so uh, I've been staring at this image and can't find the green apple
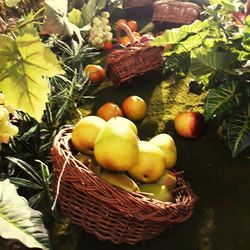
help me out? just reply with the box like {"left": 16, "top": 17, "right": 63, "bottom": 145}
{"left": 149, "top": 133, "right": 177, "bottom": 169}
{"left": 157, "top": 170, "right": 177, "bottom": 191}
{"left": 128, "top": 141, "right": 165, "bottom": 183}
{"left": 139, "top": 183, "right": 174, "bottom": 202}
{"left": 71, "top": 116, "right": 106, "bottom": 155}
{"left": 99, "top": 170, "right": 140, "bottom": 192}
{"left": 94, "top": 118, "right": 139, "bottom": 171}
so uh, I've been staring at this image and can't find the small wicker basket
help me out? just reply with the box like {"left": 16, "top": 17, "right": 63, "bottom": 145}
{"left": 153, "top": 1, "right": 201, "bottom": 29}
{"left": 106, "top": 23, "right": 164, "bottom": 88}
{"left": 51, "top": 128, "right": 198, "bottom": 245}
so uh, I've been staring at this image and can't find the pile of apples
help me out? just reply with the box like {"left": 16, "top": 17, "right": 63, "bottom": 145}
{"left": 71, "top": 114, "right": 178, "bottom": 203}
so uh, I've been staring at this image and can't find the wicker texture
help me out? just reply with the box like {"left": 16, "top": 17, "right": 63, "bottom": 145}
{"left": 51, "top": 128, "right": 198, "bottom": 245}
{"left": 153, "top": 1, "right": 201, "bottom": 28}
{"left": 123, "top": 0, "right": 155, "bottom": 9}
{"left": 106, "top": 23, "right": 164, "bottom": 88}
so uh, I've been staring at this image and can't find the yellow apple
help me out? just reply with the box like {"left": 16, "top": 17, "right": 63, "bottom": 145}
{"left": 128, "top": 141, "right": 165, "bottom": 183}
{"left": 94, "top": 119, "right": 139, "bottom": 171}
{"left": 99, "top": 170, "right": 140, "bottom": 193}
{"left": 71, "top": 116, "right": 106, "bottom": 155}
{"left": 149, "top": 133, "right": 177, "bottom": 169}
{"left": 108, "top": 116, "right": 138, "bottom": 135}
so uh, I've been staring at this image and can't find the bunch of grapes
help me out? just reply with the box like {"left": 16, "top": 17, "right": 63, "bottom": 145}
{"left": 0, "top": 93, "right": 19, "bottom": 148}
{"left": 89, "top": 11, "right": 113, "bottom": 49}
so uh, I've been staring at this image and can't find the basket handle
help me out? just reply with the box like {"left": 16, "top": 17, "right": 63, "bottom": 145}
{"left": 116, "top": 22, "right": 139, "bottom": 45}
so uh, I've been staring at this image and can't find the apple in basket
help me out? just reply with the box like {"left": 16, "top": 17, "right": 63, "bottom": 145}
{"left": 149, "top": 133, "right": 177, "bottom": 169}
{"left": 71, "top": 115, "right": 106, "bottom": 155}
{"left": 94, "top": 117, "right": 139, "bottom": 171}
{"left": 128, "top": 141, "right": 165, "bottom": 183}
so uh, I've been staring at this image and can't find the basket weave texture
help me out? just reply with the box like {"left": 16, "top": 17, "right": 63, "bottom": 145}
{"left": 123, "top": 0, "right": 155, "bottom": 9}
{"left": 106, "top": 23, "right": 164, "bottom": 88}
{"left": 51, "top": 128, "right": 198, "bottom": 245}
{"left": 153, "top": 1, "right": 201, "bottom": 27}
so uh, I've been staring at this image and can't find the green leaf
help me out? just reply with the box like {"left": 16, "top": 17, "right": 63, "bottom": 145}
{"left": 189, "top": 47, "right": 239, "bottom": 83}
{"left": 150, "top": 20, "right": 208, "bottom": 47}
{"left": 82, "top": 0, "right": 98, "bottom": 25}
{"left": 227, "top": 105, "right": 250, "bottom": 157}
{"left": 4, "top": 0, "right": 20, "bottom": 7}
{"left": 9, "top": 177, "right": 42, "bottom": 189}
{"left": 68, "top": 8, "right": 84, "bottom": 28}
{"left": 97, "top": 0, "right": 107, "bottom": 10}
{"left": 204, "top": 81, "right": 241, "bottom": 120}
{"left": 0, "top": 179, "right": 50, "bottom": 249}
{"left": 0, "top": 34, "right": 64, "bottom": 122}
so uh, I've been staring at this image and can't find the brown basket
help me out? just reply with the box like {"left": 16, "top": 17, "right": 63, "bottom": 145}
{"left": 51, "top": 127, "right": 198, "bottom": 245}
{"left": 106, "top": 23, "right": 164, "bottom": 88}
{"left": 152, "top": 1, "right": 201, "bottom": 29}
{"left": 123, "top": 0, "right": 155, "bottom": 9}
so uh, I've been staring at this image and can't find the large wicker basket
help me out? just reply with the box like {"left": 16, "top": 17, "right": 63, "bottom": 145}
{"left": 106, "top": 23, "right": 164, "bottom": 88}
{"left": 51, "top": 127, "right": 198, "bottom": 245}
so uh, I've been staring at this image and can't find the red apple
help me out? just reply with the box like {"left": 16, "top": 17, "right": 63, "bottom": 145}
{"left": 140, "top": 34, "right": 155, "bottom": 44}
{"left": 174, "top": 112, "right": 205, "bottom": 138}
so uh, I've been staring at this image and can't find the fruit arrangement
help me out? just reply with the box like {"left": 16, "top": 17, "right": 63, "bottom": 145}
{"left": 71, "top": 112, "right": 178, "bottom": 202}
{"left": 89, "top": 11, "right": 113, "bottom": 49}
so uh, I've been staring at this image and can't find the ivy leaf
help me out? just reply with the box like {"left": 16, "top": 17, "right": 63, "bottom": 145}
{"left": 204, "top": 81, "right": 241, "bottom": 121}
{"left": 41, "top": 0, "right": 83, "bottom": 45}
{"left": 82, "top": 0, "right": 98, "bottom": 25}
{"left": 227, "top": 105, "right": 250, "bottom": 157}
{"left": 0, "top": 34, "right": 65, "bottom": 122}
{"left": 0, "top": 179, "right": 50, "bottom": 249}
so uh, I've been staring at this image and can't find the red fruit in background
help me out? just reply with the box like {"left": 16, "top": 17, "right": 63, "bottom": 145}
{"left": 174, "top": 112, "right": 205, "bottom": 138}
{"left": 97, "top": 102, "right": 123, "bottom": 121}
{"left": 103, "top": 40, "right": 113, "bottom": 50}
{"left": 127, "top": 20, "right": 138, "bottom": 32}
{"left": 140, "top": 34, "right": 155, "bottom": 44}
{"left": 84, "top": 64, "right": 105, "bottom": 84}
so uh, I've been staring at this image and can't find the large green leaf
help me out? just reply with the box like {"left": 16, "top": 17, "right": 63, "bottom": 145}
{"left": 0, "top": 34, "right": 64, "bottom": 122}
{"left": 204, "top": 81, "right": 241, "bottom": 120}
{"left": 0, "top": 179, "right": 50, "bottom": 249}
{"left": 189, "top": 47, "right": 239, "bottom": 83}
{"left": 227, "top": 105, "right": 250, "bottom": 157}
{"left": 150, "top": 20, "right": 208, "bottom": 47}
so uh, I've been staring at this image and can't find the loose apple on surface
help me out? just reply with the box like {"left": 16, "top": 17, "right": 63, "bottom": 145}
{"left": 94, "top": 118, "right": 139, "bottom": 171}
{"left": 122, "top": 96, "right": 147, "bottom": 122}
{"left": 128, "top": 141, "right": 165, "bottom": 183}
{"left": 71, "top": 116, "right": 106, "bottom": 155}
{"left": 97, "top": 102, "right": 123, "bottom": 121}
{"left": 83, "top": 64, "right": 105, "bottom": 84}
{"left": 99, "top": 171, "right": 140, "bottom": 193}
{"left": 139, "top": 183, "right": 174, "bottom": 202}
{"left": 174, "top": 111, "right": 205, "bottom": 138}
{"left": 149, "top": 133, "right": 177, "bottom": 169}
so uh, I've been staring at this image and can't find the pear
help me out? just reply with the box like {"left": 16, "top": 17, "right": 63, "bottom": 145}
{"left": 149, "top": 133, "right": 177, "bottom": 169}
{"left": 94, "top": 119, "right": 139, "bottom": 171}
{"left": 99, "top": 171, "right": 140, "bottom": 193}
{"left": 139, "top": 183, "right": 174, "bottom": 202}
{"left": 108, "top": 116, "right": 138, "bottom": 135}
{"left": 71, "top": 116, "right": 106, "bottom": 155}
{"left": 128, "top": 141, "right": 165, "bottom": 183}
{"left": 157, "top": 170, "right": 177, "bottom": 191}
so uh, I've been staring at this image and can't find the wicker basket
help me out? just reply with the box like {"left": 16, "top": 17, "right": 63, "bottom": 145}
{"left": 123, "top": 0, "right": 155, "bottom": 9}
{"left": 51, "top": 127, "right": 198, "bottom": 245}
{"left": 152, "top": 1, "right": 201, "bottom": 29}
{"left": 106, "top": 23, "right": 164, "bottom": 88}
